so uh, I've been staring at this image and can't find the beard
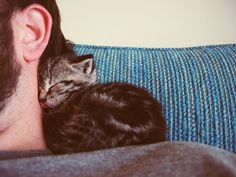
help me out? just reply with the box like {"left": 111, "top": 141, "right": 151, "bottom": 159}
{"left": 0, "top": 12, "right": 21, "bottom": 114}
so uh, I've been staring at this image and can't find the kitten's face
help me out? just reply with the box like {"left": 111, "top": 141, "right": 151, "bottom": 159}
{"left": 38, "top": 54, "right": 96, "bottom": 108}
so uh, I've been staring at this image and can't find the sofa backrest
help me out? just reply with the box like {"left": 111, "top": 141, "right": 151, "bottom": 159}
{"left": 75, "top": 43, "right": 236, "bottom": 153}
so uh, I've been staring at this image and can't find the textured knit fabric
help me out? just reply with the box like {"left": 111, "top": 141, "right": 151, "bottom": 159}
{"left": 74, "top": 44, "right": 236, "bottom": 153}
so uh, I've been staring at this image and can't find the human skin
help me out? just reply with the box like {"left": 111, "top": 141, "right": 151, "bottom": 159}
{"left": 0, "top": 4, "right": 52, "bottom": 151}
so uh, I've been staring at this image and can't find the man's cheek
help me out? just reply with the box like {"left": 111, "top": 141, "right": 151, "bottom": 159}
{"left": 11, "top": 16, "right": 24, "bottom": 64}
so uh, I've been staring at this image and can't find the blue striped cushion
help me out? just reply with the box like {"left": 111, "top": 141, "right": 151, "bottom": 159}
{"left": 74, "top": 44, "right": 236, "bottom": 153}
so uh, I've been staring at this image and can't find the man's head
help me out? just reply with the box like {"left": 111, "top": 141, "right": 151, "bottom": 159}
{"left": 0, "top": 0, "right": 68, "bottom": 132}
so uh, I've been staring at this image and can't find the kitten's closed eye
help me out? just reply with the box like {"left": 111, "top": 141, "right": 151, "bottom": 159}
{"left": 39, "top": 81, "right": 76, "bottom": 108}
{"left": 50, "top": 81, "right": 74, "bottom": 93}
{"left": 50, "top": 83, "right": 66, "bottom": 92}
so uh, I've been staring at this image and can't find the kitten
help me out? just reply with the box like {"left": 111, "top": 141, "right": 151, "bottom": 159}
{"left": 38, "top": 54, "right": 166, "bottom": 154}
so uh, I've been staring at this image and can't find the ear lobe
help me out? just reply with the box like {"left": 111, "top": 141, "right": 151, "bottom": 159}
{"left": 21, "top": 4, "right": 52, "bottom": 62}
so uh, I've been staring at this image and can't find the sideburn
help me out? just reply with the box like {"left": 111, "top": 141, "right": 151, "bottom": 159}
{"left": 0, "top": 6, "right": 21, "bottom": 112}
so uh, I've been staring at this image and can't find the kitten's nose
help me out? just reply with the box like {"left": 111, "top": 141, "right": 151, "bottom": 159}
{"left": 39, "top": 99, "right": 51, "bottom": 109}
{"left": 39, "top": 97, "right": 49, "bottom": 108}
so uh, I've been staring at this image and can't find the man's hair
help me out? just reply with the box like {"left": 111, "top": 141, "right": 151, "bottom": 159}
{"left": 0, "top": 0, "right": 21, "bottom": 107}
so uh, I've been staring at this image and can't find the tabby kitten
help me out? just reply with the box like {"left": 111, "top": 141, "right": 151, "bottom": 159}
{"left": 38, "top": 54, "right": 166, "bottom": 154}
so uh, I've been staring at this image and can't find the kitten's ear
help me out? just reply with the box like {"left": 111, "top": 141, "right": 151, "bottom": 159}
{"left": 71, "top": 54, "right": 94, "bottom": 74}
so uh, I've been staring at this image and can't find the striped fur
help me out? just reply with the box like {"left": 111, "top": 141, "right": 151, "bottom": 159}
{"left": 38, "top": 54, "right": 166, "bottom": 154}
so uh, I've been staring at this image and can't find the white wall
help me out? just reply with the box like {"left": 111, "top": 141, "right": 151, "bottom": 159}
{"left": 57, "top": 0, "right": 236, "bottom": 48}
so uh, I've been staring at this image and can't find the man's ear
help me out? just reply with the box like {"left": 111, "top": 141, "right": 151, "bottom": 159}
{"left": 21, "top": 4, "right": 52, "bottom": 62}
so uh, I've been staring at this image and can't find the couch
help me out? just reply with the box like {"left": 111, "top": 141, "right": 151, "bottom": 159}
{"left": 0, "top": 43, "right": 235, "bottom": 177}
{"left": 75, "top": 43, "right": 236, "bottom": 153}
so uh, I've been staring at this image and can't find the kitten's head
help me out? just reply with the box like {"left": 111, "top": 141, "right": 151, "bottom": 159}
{"left": 38, "top": 54, "right": 96, "bottom": 108}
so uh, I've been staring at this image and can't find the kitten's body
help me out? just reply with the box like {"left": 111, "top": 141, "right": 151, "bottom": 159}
{"left": 38, "top": 54, "right": 166, "bottom": 154}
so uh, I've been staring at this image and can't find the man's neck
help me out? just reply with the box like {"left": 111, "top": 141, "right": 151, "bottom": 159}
{"left": 0, "top": 103, "right": 46, "bottom": 151}
{"left": 0, "top": 66, "right": 46, "bottom": 151}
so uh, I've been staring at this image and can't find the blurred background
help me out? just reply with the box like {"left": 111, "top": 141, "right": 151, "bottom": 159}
{"left": 57, "top": 0, "right": 236, "bottom": 48}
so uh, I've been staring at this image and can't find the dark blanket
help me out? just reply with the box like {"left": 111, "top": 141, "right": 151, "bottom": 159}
{"left": 0, "top": 142, "right": 236, "bottom": 177}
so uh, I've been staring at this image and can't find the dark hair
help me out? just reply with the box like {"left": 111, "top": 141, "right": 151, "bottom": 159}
{"left": 0, "top": 0, "right": 20, "bottom": 109}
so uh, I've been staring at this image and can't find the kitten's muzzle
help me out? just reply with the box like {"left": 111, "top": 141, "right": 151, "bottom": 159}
{"left": 39, "top": 98, "right": 53, "bottom": 109}
{"left": 40, "top": 102, "right": 53, "bottom": 109}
